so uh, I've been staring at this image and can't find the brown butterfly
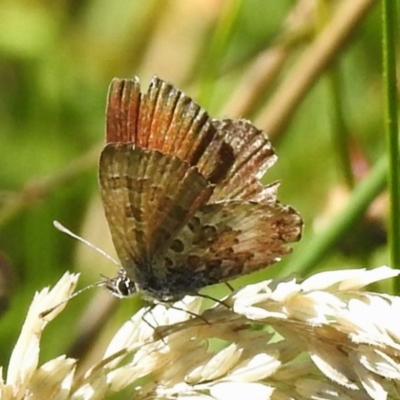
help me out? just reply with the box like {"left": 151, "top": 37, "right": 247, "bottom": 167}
{"left": 99, "top": 77, "right": 302, "bottom": 303}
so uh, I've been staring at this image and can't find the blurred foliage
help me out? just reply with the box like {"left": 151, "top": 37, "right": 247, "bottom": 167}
{"left": 0, "top": 0, "right": 395, "bottom": 389}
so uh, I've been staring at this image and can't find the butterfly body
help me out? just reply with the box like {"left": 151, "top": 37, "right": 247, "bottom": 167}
{"left": 100, "top": 77, "right": 302, "bottom": 303}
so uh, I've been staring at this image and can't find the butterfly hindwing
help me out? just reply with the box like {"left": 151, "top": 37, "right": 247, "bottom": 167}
{"left": 156, "top": 200, "right": 302, "bottom": 293}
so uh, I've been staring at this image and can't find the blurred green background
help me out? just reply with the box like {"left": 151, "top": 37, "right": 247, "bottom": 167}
{"left": 0, "top": 0, "right": 393, "bottom": 387}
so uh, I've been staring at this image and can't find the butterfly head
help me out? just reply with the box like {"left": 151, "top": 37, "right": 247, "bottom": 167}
{"left": 103, "top": 269, "right": 137, "bottom": 298}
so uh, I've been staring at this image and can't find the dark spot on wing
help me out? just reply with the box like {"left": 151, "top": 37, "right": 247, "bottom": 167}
{"left": 109, "top": 176, "right": 121, "bottom": 189}
{"left": 186, "top": 255, "right": 203, "bottom": 270}
{"left": 170, "top": 239, "right": 184, "bottom": 253}
{"left": 164, "top": 257, "right": 174, "bottom": 268}
{"left": 126, "top": 205, "right": 143, "bottom": 221}
{"left": 193, "top": 224, "right": 218, "bottom": 246}
{"left": 207, "top": 141, "right": 235, "bottom": 184}
{"left": 187, "top": 216, "right": 201, "bottom": 233}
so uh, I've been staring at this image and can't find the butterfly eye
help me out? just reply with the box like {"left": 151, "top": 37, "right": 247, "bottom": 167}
{"left": 104, "top": 274, "right": 137, "bottom": 298}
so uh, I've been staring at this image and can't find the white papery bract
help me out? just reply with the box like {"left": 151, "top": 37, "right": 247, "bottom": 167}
{"left": 2, "top": 266, "right": 400, "bottom": 400}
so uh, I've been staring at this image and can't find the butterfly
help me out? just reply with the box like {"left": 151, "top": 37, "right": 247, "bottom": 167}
{"left": 99, "top": 76, "right": 302, "bottom": 303}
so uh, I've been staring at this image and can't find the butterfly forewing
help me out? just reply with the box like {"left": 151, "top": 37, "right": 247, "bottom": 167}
{"left": 106, "top": 77, "right": 235, "bottom": 184}
{"left": 106, "top": 78, "right": 141, "bottom": 143}
{"left": 142, "top": 79, "right": 182, "bottom": 151}
{"left": 99, "top": 144, "right": 213, "bottom": 276}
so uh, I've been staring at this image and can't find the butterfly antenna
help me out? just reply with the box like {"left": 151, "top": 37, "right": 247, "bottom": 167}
{"left": 53, "top": 220, "right": 119, "bottom": 266}
{"left": 40, "top": 221, "right": 118, "bottom": 318}
{"left": 40, "top": 280, "right": 105, "bottom": 318}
